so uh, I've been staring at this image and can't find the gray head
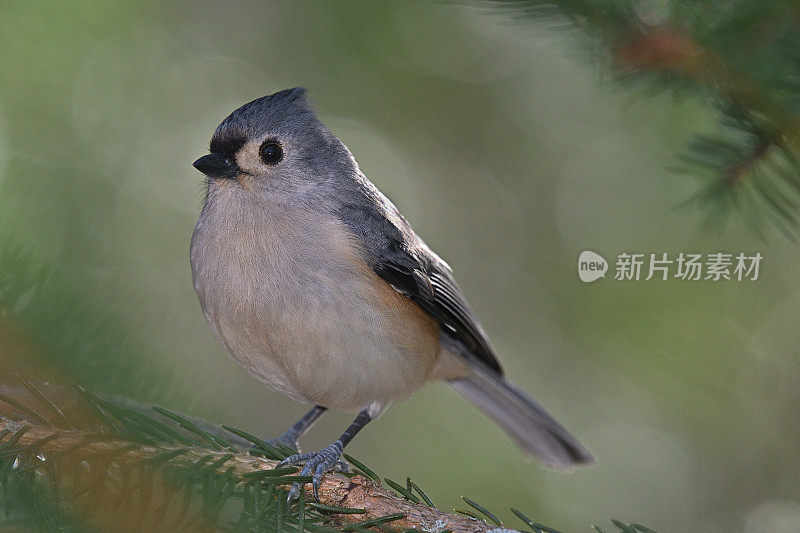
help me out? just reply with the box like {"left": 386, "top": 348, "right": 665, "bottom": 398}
{"left": 193, "top": 88, "right": 358, "bottom": 206}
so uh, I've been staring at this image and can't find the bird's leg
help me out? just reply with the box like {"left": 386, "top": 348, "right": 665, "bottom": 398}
{"left": 280, "top": 409, "right": 372, "bottom": 502}
{"left": 250, "top": 405, "right": 327, "bottom": 455}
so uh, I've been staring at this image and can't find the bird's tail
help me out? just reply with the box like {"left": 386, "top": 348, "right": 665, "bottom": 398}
{"left": 447, "top": 362, "right": 594, "bottom": 468}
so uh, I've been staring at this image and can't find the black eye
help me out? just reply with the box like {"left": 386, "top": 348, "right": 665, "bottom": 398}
{"left": 259, "top": 140, "right": 283, "bottom": 165}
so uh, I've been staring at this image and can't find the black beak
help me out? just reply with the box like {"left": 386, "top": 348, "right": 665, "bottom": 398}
{"left": 193, "top": 153, "right": 239, "bottom": 180}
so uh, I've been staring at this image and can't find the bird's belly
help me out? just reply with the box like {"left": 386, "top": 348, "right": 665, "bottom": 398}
{"left": 207, "top": 273, "right": 439, "bottom": 410}
{"left": 192, "top": 211, "right": 439, "bottom": 411}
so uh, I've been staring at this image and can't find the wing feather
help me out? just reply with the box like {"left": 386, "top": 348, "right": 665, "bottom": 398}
{"left": 337, "top": 178, "right": 502, "bottom": 374}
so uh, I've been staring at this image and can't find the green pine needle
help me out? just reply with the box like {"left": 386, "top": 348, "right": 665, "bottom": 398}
{"left": 342, "top": 453, "right": 380, "bottom": 484}
{"left": 13, "top": 376, "right": 70, "bottom": 428}
{"left": 513, "top": 507, "right": 562, "bottom": 533}
{"left": 462, "top": 496, "right": 503, "bottom": 526}
{"left": 151, "top": 406, "right": 227, "bottom": 450}
{"left": 453, "top": 507, "right": 484, "bottom": 521}
{"left": 407, "top": 478, "right": 435, "bottom": 508}
{"left": 341, "top": 512, "right": 405, "bottom": 531}
{"left": 220, "top": 424, "right": 290, "bottom": 460}
{"left": 0, "top": 393, "right": 51, "bottom": 426}
{"left": 384, "top": 478, "right": 419, "bottom": 503}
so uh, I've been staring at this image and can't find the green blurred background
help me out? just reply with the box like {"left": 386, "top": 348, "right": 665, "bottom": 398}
{"left": 1, "top": 1, "right": 799, "bottom": 531}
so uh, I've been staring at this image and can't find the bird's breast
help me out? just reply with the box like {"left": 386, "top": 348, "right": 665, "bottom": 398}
{"left": 190, "top": 197, "right": 439, "bottom": 410}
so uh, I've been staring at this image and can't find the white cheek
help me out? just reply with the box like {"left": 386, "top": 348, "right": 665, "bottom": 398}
{"left": 234, "top": 149, "right": 261, "bottom": 175}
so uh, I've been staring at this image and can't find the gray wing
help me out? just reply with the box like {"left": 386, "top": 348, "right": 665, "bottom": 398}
{"left": 336, "top": 176, "right": 502, "bottom": 374}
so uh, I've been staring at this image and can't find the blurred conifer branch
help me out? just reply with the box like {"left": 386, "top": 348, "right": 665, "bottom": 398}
{"left": 490, "top": 0, "right": 800, "bottom": 239}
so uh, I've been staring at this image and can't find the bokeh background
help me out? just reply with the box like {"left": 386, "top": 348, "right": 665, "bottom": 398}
{"left": 1, "top": 1, "right": 799, "bottom": 531}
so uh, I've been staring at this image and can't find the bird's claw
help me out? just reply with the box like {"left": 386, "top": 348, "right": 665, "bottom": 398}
{"left": 279, "top": 442, "right": 346, "bottom": 503}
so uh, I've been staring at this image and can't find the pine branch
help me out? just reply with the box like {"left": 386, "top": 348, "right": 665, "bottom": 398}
{"left": 1, "top": 421, "right": 501, "bottom": 532}
{"left": 0, "top": 382, "right": 521, "bottom": 532}
{"left": 489, "top": 0, "right": 800, "bottom": 239}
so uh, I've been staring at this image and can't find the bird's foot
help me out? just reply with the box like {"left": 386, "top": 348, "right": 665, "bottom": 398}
{"left": 279, "top": 442, "right": 350, "bottom": 502}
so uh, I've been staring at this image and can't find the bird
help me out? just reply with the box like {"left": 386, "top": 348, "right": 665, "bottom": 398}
{"left": 190, "top": 87, "right": 593, "bottom": 501}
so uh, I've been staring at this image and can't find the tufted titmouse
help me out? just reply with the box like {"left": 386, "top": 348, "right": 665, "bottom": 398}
{"left": 190, "top": 88, "right": 593, "bottom": 500}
